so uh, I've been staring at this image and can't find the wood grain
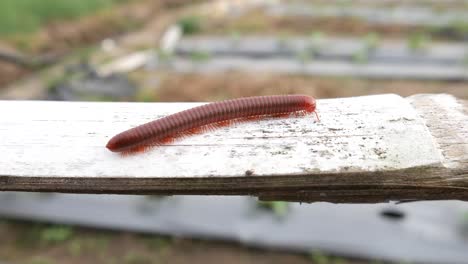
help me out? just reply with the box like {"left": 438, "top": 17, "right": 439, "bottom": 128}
{"left": 0, "top": 94, "right": 467, "bottom": 203}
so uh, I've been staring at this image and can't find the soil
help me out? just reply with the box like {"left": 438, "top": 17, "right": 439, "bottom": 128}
{"left": 201, "top": 10, "right": 429, "bottom": 38}
{"left": 156, "top": 72, "right": 468, "bottom": 102}
{"left": 0, "top": 0, "right": 164, "bottom": 88}
{"left": 0, "top": 61, "right": 29, "bottom": 88}
{"left": 0, "top": 220, "right": 371, "bottom": 264}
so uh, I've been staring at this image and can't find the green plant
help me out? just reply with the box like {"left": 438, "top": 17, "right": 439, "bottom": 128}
{"left": 451, "top": 20, "right": 468, "bottom": 36}
{"left": 230, "top": 31, "right": 241, "bottom": 46}
{"left": 277, "top": 33, "right": 289, "bottom": 48}
{"left": 351, "top": 32, "right": 380, "bottom": 64}
{"left": 296, "top": 49, "right": 312, "bottom": 64}
{"left": 189, "top": 51, "right": 211, "bottom": 62}
{"left": 68, "top": 239, "right": 82, "bottom": 257}
{"left": 0, "top": 0, "right": 129, "bottom": 37}
{"left": 177, "top": 16, "right": 202, "bottom": 35}
{"left": 407, "top": 33, "right": 431, "bottom": 52}
{"left": 352, "top": 48, "right": 369, "bottom": 64}
{"left": 363, "top": 32, "right": 380, "bottom": 51}
{"left": 45, "top": 74, "right": 69, "bottom": 94}
{"left": 309, "top": 250, "right": 331, "bottom": 264}
{"left": 309, "top": 31, "right": 324, "bottom": 44}
{"left": 304, "top": 31, "right": 324, "bottom": 60}
{"left": 40, "top": 225, "right": 74, "bottom": 244}
{"left": 461, "top": 211, "right": 468, "bottom": 223}
{"left": 157, "top": 48, "right": 174, "bottom": 63}
{"left": 463, "top": 53, "right": 468, "bottom": 67}
{"left": 135, "top": 88, "right": 157, "bottom": 102}
{"left": 337, "top": 0, "right": 352, "bottom": 8}
{"left": 257, "top": 201, "right": 289, "bottom": 218}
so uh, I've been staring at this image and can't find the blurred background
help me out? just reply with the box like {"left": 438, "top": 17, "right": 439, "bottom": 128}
{"left": 1, "top": 0, "right": 468, "bottom": 263}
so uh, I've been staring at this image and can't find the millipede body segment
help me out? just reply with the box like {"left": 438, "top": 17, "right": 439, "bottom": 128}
{"left": 106, "top": 95, "right": 317, "bottom": 153}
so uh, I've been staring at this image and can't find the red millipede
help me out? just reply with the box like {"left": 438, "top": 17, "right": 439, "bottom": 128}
{"left": 106, "top": 95, "right": 318, "bottom": 153}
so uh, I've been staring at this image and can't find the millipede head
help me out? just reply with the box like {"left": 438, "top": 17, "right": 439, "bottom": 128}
{"left": 106, "top": 136, "right": 121, "bottom": 152}
{"left": 303, "top": 96, "right": 316, "bottom": 114}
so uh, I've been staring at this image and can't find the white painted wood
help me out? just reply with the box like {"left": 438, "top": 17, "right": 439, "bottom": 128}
{"left": 408, "top": 94, "right": 468, "bottom": 169}
{"left": 0, "top": 94, "right": 443, "bottom": 178}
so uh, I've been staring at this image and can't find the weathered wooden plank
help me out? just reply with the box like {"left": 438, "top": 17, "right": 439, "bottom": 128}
{"left": 408, "top": 94, "right": 468, "bottom": 168}
{"left": 0, "top": 94, "right": 467, "bottom": 202}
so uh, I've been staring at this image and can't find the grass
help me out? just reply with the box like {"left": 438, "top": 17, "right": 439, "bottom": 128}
{"left": 189, "top": 51, "right": 211, "bottom": 62}
{"left": 296, "top": 49, "right": 313, "bottom": 64}
{"left": 68, "top": 239, "right": 83, "bottom": 257}
{"left": 256, "top": 201, "right": 290, "bottom": 218}
{"left": 298, "top": 31, "right": 324, "bottom": 63}
{"left": 0, "top": 219, "right": 394, "bottom": 264}
{"left": 431, "top": 20, "right": 468, "bottom": 40}
{"left": 464, "top": 211, "right": 468, "bottom": 222}
{"left": 352, "top": 48, "right": 370, "bottom": 64}
{"left": 229, "top": 31, "right": 241, "bottom": 45}
{"left": 8, "top": 223, "right": 74, "bottom": 250}
{"left": 40, "top": 225, "right": 74, "bottom": 244}
{"left": 0, "top": 0, "right": 129, "bottom": 37}
{"left": 177, "top": 16, "right": 202, "bottom": 35}
{"left": 363, "top": 32, "right": 380, "bottom": 51}
{"left": 407, "top": 32, "right": 431, "bottom": 52}
{"left": 308, "top": 250, "right": 349, "bottom": 264}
